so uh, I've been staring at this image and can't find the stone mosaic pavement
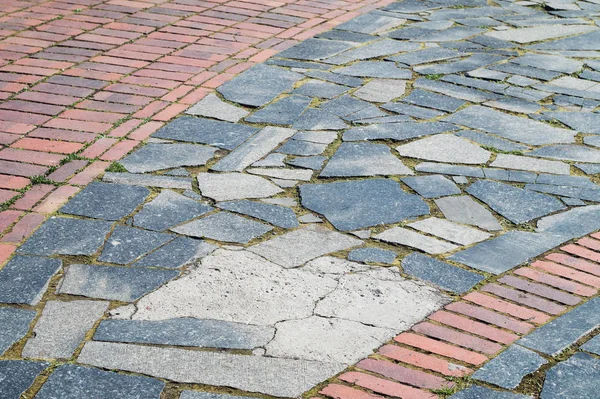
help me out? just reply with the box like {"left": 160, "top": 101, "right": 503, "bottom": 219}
{"left": 4, "top": 0, "right": 600, "bottom": 397}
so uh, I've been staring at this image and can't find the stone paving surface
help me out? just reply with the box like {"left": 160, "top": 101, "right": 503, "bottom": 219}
{"left": 3, "top": 0, "right": 600, "bottom": 397}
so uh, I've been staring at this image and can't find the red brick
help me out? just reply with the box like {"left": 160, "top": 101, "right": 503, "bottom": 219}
{"left": 320, "top": 384, "right": 384, "bottom": 399}
{"left": 47, "top": 160, "right": 88, "bottom": 182}
{"left": 109, "top": 119, "right": 142, "bottom": 138}
{"left": 0, "top": 174, "right": 29, "bottom": 190}
{"left": 28, "top": 128, "right": 96, "bottom": 143}
{"left": 0, "top": 148, "right": 64, "bottom": 166}
{"left": 133, "top": 101, "right": 169, "bottom": 119}
{"left": 532, "top": 260, "right": 600, "bottom": 288}
{"left": 152, "top": 103, "right": 187, "bottom": 121}
{"left": 34, "top": 185, "right": 79, "bottom": 213}
{"left": 339, "top": 372, "right": 437, "bottom": 399}
{"left": 515, "top": 267, "right": 596, "bottom": 297}
{"left": 546, "top": 253, "right": 600, "bottom": 277}
{"left": 0, "top": 210, "right": 22, "bottom": 233}
{"left": 445, "top": 302, "right": 533, "bottom": 335}
{"left": 0, "top": 121, "right": 35, "bottom": 134}
{"left": 45, "top": 118, "right": 111, "bottom": 134}
{"left": 378, "top": 344, "right": 472, "bottom": 377}
{"left": 128, "top": 121, "right": 163, "bottom": 141}
{"left": 0, "top": 159, "right": 48, "bottom": 178}
{"left": 412, "top": 322, "right": 503, "bottom": 355}
{"left": 61, "top": 109, "right": 123, "bottom": 124}
{"left": 577, "top": 237, "right": 600, "bottom": 252}
{"left": 1, "top": 212, "right": 46, "bottom": 243}
{"left": 179, "top": 87, "right": 211, "bottom": 104}
{"left": 100, "top": 139, "right": 139, "bottom": 161}
{"left": 69, "top": 160, "right": 110, "bottom": 185}
{"left": 481, "top": 283, "right": 566, "bottom": 315}
{"left": 11, "top": 138, "right": 84, "bottom": 154}
{"left": 357, "top": 358, "right": 453, "bottom": 389}
{"left": 80, "top": 137, "right": 118, "bottom": 159}
{"left": 202, "top": 72, "right": 235, "bottom": 88}
{"left": 561, "top": 244, "right": 600, "bottom": 264}
{"left": 0, "top": 244, "right": 15, "bottom": 265}
{"left": 11, "top": 184, "right": 54, "bottom": 210}
{"left": 394, "top": 333, "right": 488, "bottom": 366}
{"left": 0, "top": 189, "right": 18, "bottom": 203}
{"left": 464, "top": 292, "right": 550, "bottom": 324}
{"left": 498, "top": 275, "right": 581, "bottom": 306}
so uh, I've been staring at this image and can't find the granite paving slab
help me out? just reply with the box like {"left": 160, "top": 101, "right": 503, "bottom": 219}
{"left": 486, "top": 24, "right": 597, "bottom": 44}
{"left": 581, "top": 334, "right": 600, "bottom": 355}
{"left": 99, "top": 226, "right": 174, "bottom": 265}
{"left": 353, "top": 79, "right": 407, "bottom": 102}
{"left": 292, "top": 108, "right": 348, "bottom": 130}
{"left": 536, "top": 205, "right": 600, "bottom": 239}
{"left": 276, "top": 39, "right": 356, "bottom": 61}
{"left": 244, "top": 95, "right": 312, "bottom": 125}
{"left": 528, "top": 145, "right": 600, "bottom": 163}
{"left": 0, "top": 307, "right": 36, "bottom": 355}
{"left": 216, "top": 200, "right": 298, "bottom": 228}
{"left": 397, "top": 134, "right": 491, "bottom": 164}
{"left": 473, "top": 345, "right": 547, "bottom": 389}
{"left": 490, "top": 154, "right": 570, "bottom": 175}
{"left": 197, "top": 173, "right": 282, "bottom": 201}
{"left": 407, "top": 217, "right": 491, "bottom": 245}
{"left": 0, "top": 256, "right": 62, "bottom": 305}
{"left": 401, "top": 175, "right": 461, "bottom": 198}
{"left": 320, "top": 142, "right": 412, "bottom": 177}
{"left": 103, "top": 172, "right": 193, "bottom": 190}
{"left": 435, "top": 195, "right": 503, "bottom": 231}
{"left": 186, "top": 93, "right": 249, "bottom": 122}
{"left": 449, "top": 386, "right": 532, "bottom": 399}
{"left": 133, "top": 237, "right": 216, "bottom": 269}
{"left": 120, "top": 143, "right": 217, "bottom": 173}
{"left": 334, "top": 61, "right": 412, "bottom": 79}
{"left": 541, "top": 353, "right": 600, "bottom": 399}
{"left": 335, "top": 12, "right": 406, "bottom": 34}
{"left": 401, "top": 89, "right": 466, "bottom": 112}
{"left": 0, "top": 360, "right": 49, "bottom": 399}
{"left": 343, "top": 121, "right": 456, "bottom": 141}
{"left": 348, "top": 247, "right": 397, "bottom": 264}
{"left": 375, "top": 227, "right": 459, "bottom": 254}
{"left": 172, "top": 212, "right": 272, "bottom": 243}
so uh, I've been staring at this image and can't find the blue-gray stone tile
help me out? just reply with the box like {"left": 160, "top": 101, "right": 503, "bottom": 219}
{"left": 133, "top": 190, "right": 213, "bottom": 231}
{"left": 545, "top": 112, "right": 600, "bottom": 133}
{"left": 0, "top": 256, "right": 61, "bottom": 305}
{"left": 277, "top": 38, "right": 356, "bottom": 61}
{"left": 324, "top": 39, "right": 419, "bottom": 65}
{"left": 304, "top": 70, "right": 364, "bottom": 87}
{"left": 519, "top": 297, "right": 600, "bottom": 355}
{"left": 387, "top": 47, "right": 461, "bottom": 65}
{"left": 334, "top": 61, "right": 412, "bottom": 79}
{"left": 60, "top": 182, "right": 149, "bottom": 221}
{"left": 59, "top": 264, "right": 178, "bottom": 302}
{"left": 529, "top": 30, "right": 600, "bottom": 51}
{"left": 320, "top": 142, "right": 412, "bottom": 177}
{"left": 415, "top": 162, "right": 484, "bottom": 178}
{"left": 449, "top": 231, "right": 569, "bottom": 274}
{"left": 285, "top": 156, "right": 326, "bottom": 170}
{"left": 151, "top": 116, "right": 258, "bottom": 150}
{"left": 319, "top": 95, "right": 375, "bottom": 117}
{"left": 541, "top": 352, "right": 600, "bottom": 399}
{"left": 172, "top": 212, "right": 272, "bottom": 244}
{"left": 103, "top": 172, "right": 193, "bottom": 190}
{"left": 343, "top": 121, "right": 456, "bottom": 141}
{"left": 292, "top": 109, "right": 348, "bottom": 130}
{"left": 0, "top": 360, "right": 49, "bottom": 399}
{"left": 473, "top": 345, "right": 547, "bottom": 389}
{"left": 335, "top": 12, "right": 406, "bottom": 34}
{"left": 120, "top": 143, "right": 217, "bottom": 173}
{"left": 266, "top": 58, "right": 330, "bottom": 70}
{"left": 528, "top": 145, "right": 600, "bottom": 163}
{"left": 277, "top": 139, "right": 328, "bottom": 156}
{"left": 292, "top": 80, "right": 348, "bottom": 99}
{"left": 35, "top": 364, "right": 165, "bottom": 399}
{"left": 316, "top": 29, "right": 377, "bottom": 43}
{"left": 525, "top": 184, "right": 600, "bottom": 202}
{"left": 450, "top": 385, "right": 531, "bottom": 399}
{"left": 133, "top": 237, "right": 216, "bottom": 269}
{"left": 300, "top": 179, "right": 429, "bottom": 231}
{"left": 244, "top": 95, "right": 311, "bottom": 125}
{"left": 536, "top": 205, "right": 600, "bottom": 239}
{"left": 575, "top": 163, "right": 600, "bottom": 174}
{"left": 402, "top": 252, "right": 484, "bottom": 294}
{"left": 217, "top": 200, "right": 298, "bottom": 228}
{"left": 414, "top": 78, "right": 500, "bottom": 103}
{"left": 581, "top": 334, "right": 600, "bottom": 355}
{"left": 348, "top": 248, "right": 396, "bottom": 264}
{"left": 382, "top": 102, "right": 445, "bottom": 119}
{"left": 0, "top": 307, "right": 36, "bottom": 355}
{"left": 181, "top": 393, "right": 259, "bottom": 399}
{"left": 414, "top": 26, "right": 484, "bottom": 42}
{"left": 455, "top": 130, "right": 529, "bottom": 152}
{"left": 94, "top": 318, "right": 274, "bottom": 350}
{"left": 402, "top": 175, "right": 461, "bottom": 198}
{"left": 467, "top": 180, "right": 565, "bottom": 224}
{"left": 415, "top": 53, "right": 503, "bottom": 74}
{"left": 98, "top": 226, "right": 174, "bottom": 265}
{"left": 401, "top": 89, "right": 466, "bottom": 112}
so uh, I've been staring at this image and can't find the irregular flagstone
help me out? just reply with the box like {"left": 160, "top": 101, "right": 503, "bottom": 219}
{"left": 348, "top": 247, "right": 396, "bottom": 264}
{"left": 444, "top": 105, "right": 575, "bottom": 145}
{"left": 277, "top": 38, "right": 356, "bottom": 61}
{"left": 541, "top": 353, "right": 600, "bottom": 399}
{"left": 414, "top": 78, "right": 500, "bottom": 103}
{"left": 217, "top": 200, "right": 298, "bottom": 228}
{"left": 320, "top": 95, "right": 377, "bottom": 118}
{"left": 473, "top": 346, "right": 547, "bottom": 389}
{"left": 35, "top": 364, "right": 165, "bottom": 399}
{"left": 120, "top": 144, "right": 216, "bottom": 173}
{"left": 485, "top": 24, "right": 597, "bottom": 44}
{"left": 252, "top": 153, "right": 287, "bottom": 167}
{"left": 292, "top": 80, "right": 348, "bottom": 99}
{"left": 300, "top": 179, "right": 430, "bottom": 231}
{"left": 581, "top": 335, "right": 600, "bottom": 355}
{"left": 415, "top": 53, "right": 503, "bottom": 75}
{"left": 0, "top": 308, "right": 36, "bottom": 355}
{"left": 401, "top": 89, "right": 466, "bottom": 112}
{"left": 448, "top": 231, "right": 569, "bottom": 274}
{"left": 375, "top": 227, "right": 458, "bottom": 254}
{"left": 304, "top": 70, "right": 364, "bottom": 87}
{"left": 466, "top": 180, "right": 565, "bottom": 224}
{"left": 95, "top": 318, "right": 275, "bottom": 350}
{"left": 133, "top": 237, "right": 216, "bottom": 269}
{"left": 286, "top": 155, "right": 327, "bottom": 170}
{"left": 526, "top": 184, "right": 600, "bottom": 202}
{"left": 172, "top": 212, "right": 272, "bottom": 244}
{"left": 334, "top": 61, "right": 412, "bottom": 79}
{"left": 492, "top": 63, "right": 561, "bottom": 81}
{"left": 324, "top": 39, "right": 418, "bottom": 65}
{"left": 335, "top": 12, "right": 406, "bottom": 34}
{"left": 416, "top": 162, "right": 485, "bottom": 178}
{"left": 512, "top": 54, "right": 583, "bottom": 74}
{"left": 248, "top": 226, "right": 362, "bottom": 268}
{"left": 490, "top": 154, "right": 570, "bottom": 175}
{"left": 449, "top": 385, "right": 532, "bottom": 399}
{"left": 575, "top": 163, "right": 600, "bottom": 174}
{"left": 151, "top": 116, "right": 258, "bottom": 150}
{"left": 133, "top": 190, "right": 214, "bottom": 231}
{"left": 78, "top": 341, "right": 344, "bottom": 397}
{"left": 528, "top": 145, "right": 600, "bottom": 163}
{"left": 181, "top": 393, "right": 258, "bottom": 399}
{"left": 484, "top": 97, "right": 542, "bottom": 114}
{"left": 388, "top": 47, "right": 461, "bottom": 66}
{"left": 401, "top": 175, "right": 461, "bottom": 198}
{"left": 59, "top": 264, "right": 178, "bottom": 302}
{"left": 530, "top": 30, "right": 600, "bottom": 50}
{"left": 397, "top": 134, "right": 491, "bottom": 164}
{"left": 18, "top": 217, "right": 112, "bottom": 256}
{"left": 383, "top": 102, "right": 445, "bottom": 119}
{"left": 343, "top": 121, "right": 456, "bottom": 141}
{"left": 414, "top": 26, "right": 483, "bottom": 42}
{"left": 455, "top": 131, "right": 529, "bottom": 153}
{"left": 519, "top": 297, "right": 600, "bottom": 355}
{"left": 211, "top": 127, "right": 295, "bottom": 172}
{"left": 435, "top": 196, "right": 503, "bottom": 231}
{"left": 186, "top": 93, "right": 249, "bottom": 122}
{"left": 293, "top": 130, "right": 338, "bottom": 144}
{"left": 217, "top": 64, "right": 303, "bottom": 107}
{"left": 536, "top": 205, "right": 600, "bottom": 239}
{"left": 0, "top": 256, "right": 61, "bottom": 305}
{"left": 244, "top": 95, "right": 311, "bottom": 125}
{"left": 408, "top": 217, "right": 491, "bottom": 245}
{"left": 103, "top": 172, "right": 193, "bottom": 190}
{"left": 22, "top": 300, "right": 108, "bottom": 359}
{"left": 99, "top": 226, "right": 174, "bottom": 265}
{"left": 292, "top": 109, "right": 348, "bottom": 130}
{"left": 60, "top": 182, "right": 149, "bottom": 221}
{"left": 248, "top": 167, "right": 313, "bottom": 181}
{"left": 402, "top": 252, "right": 485, "bottom": 294}
{"left": 354, "top": 79, "right": 406, "bottom": 102}
{"left": 197, "top": 173, "right": 282, "bottom": 201}
{"left": 0, "top": 360, "right": 49, "bottom": 399}
{"left": 320, "top": 142, "right": 412, "bottom": 177}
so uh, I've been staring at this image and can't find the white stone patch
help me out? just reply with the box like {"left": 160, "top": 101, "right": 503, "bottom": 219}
{"left": 396, "top": 134, "right": 491, "bottom": 164}
{"left": 197, "top": 173, "right": 282, "bottom": 201}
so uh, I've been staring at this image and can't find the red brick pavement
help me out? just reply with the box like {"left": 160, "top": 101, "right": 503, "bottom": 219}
{"left": 0, "top": 0, "right": 395, "bottom": 253}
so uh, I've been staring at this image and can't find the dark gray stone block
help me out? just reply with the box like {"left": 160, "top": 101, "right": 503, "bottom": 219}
{"left": 473, "top": 345, "right": 547, "bottom": 389}
{"left": 300, "top": 179, "right": 429, "bottom": 231}
{"left": 35, "top": 364, "right": 164, "bottom": 399}
{"left": 60, "top": 182, "right": 149, "bottom": 222}
{"left": 0, "top": 256, "right": 61, "bottom": 305}
{"left": 530, "top": 30, "right": 600, "bottom": 51}
{"left": 382, "top": 102, "right": 445, "bottom": 119}
{"left": 402, "top": 175, "right": 461, "bottom": 198}
{"left": 172, "top": 212, "right": 272, "bottom": 244}
{"left": 343, "top": 121, "right": 456, "bottom": 141}
{"left": 528, "top": 145, "right": 600, "bottom": 163}
{"left": 402, "top": 252, "right": 484, "bottom": 294}
{"left": 525, "top": 184, "right": 600, "bottom": 202}
{"left": 335, "top": 12, "right": 405, "bottom": 34}
{"left": 334, "top": 61, "right": 412, "bottom": 79}
{"left": 319, "top": 95, "right": 375, "bottom": 117}
{"left": 304, "top": 70, "right": 364, "bottom": 87}
{"left": 316, "top": 29, "right": 377, "bottom": 43}
{"left": 98, "top": 226, "right": 174, "bottom": 265}
{"left": 292, "top": 109, "right": 348, "bottom": 130}
{"left": 120, "top": 144, "right": 216, "bottom": 173}
{"left": 541, "top": 353, "right": 600, "bottom": 399}
{"left": 0, "top": 307, "right": 36, "bottom": 355}
{"left": 285, "top": 156, "right": 326, "bottom": 170}
{"left": 545, "top": 112, "right": 600, "bottom": 134}
{"left": 414, "top": 78, "right": 500, "bottom": 103}
{"left": 292, "top": 80, "right": 348, "bottom": 99}
{"left": 0, "top": 360, "right": 49, "bottom": 399}
{"left": 575, "top": 163, "right": 600, "bottom": 174}
{"left": 450, "top": 385, "right": 531, "bottom": 399}
{"left": 151, "top": 116, "right": 258, "bottom": 150}
{"left": 277, "top": 139, "right": 327, "bottom": 156}
{"left": 415, "top": 162, "right": 484, "bottom": 178}
{"left": 415, "top": 53, "right": 503, "bottom": 75}
{"left": 455, "top": 130, "right": 529, "bottom": 153}
{"left": 133, "top": 190, "right": 213, "bottom": 231}
{"left": 388, "top": 47, "right": 461, "bottom": 66}
{"left": 320, "top": 142, "right": 411, "bottom": 177}
{"left": 581, "top": 334, "right": 600, "bottom": 355}
{"left": 217, "top": 200, "right": 298, "bottom": 228}
{"left": 277, "top": 38, "right": 355, "bottom": 61}
{"left": 401, "top": 89, "right": 465, "bottom": 112}
{"left": 133, "top": 237, "right": 216, "bottom": 269}
{"left": 245, "top": 95, "right": 311, "bottom": 125}
{"left": 348, "top": 248, "right": 396, "bottom": 264}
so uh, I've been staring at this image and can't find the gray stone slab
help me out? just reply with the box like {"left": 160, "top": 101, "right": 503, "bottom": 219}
{"left": 244, "top": 95, "right": 311, "bottom": 125}
{"left": 23, "top": 300, "right": 108, "bottom": 359}
{"left": 513, "top": 54, "right": 583, "bottom": 74}
{"left": 408, "top": 217, "right": 491, "bottom": 245}
{"left": 172, "top": 212, "right": 272, "bottom": 244}
{"left": 292, "top": 80, "right": 348, "bottom": 99}
{"left": 375, "top": 227, "right": 458, "bottom": 254}
{"left": 277, "top": 38, "right": 356, "bottom": 61}
{"left": 300, "top": 179, "right": 429, "bottom": 231}
{"left": 388, "top": 47, "right": 461, "bottom": 65}
{"left": 325, "top": 39, "right": 417, "bottom": 65}
{"left": 581, "top": 334, "right": 600, "bottom": 355}
{"left": 454, "top": 130, "right": 529, "bottom": 153}
{"left": 120, "top": 144, "right": 216, "bottom": 173}
{"left": 165, "top": 168, "right": 189, "bottom": 176}
{"left": 99, "top": 226, "right": 173, "bottom": 265}
{"left": 416, "top": 162, "right": 484, "bottom": 178}
{"left": 304, "top": 70, "right": 364, "bottom": 88}
{"left": 402, "top": 89, "right": 465, "bottom": 112}
{"left": 252, "top": 153, "right": 286, "bottom": 167}
{"left": 529, "top": 30, "right": 600, "bottom": 50}
{"left": 316, "top": 29, "right": 377, "bottom": 43}
{"left": 0, "top": 256, "right": 61, "bottom": 305}
{"left": 490, "top": 154, "right": 570, "bottom": 175}
{"left": 152, "top": 116, "right": 258, "bottom": 150}
{"left": 320, "top": 142, "right": 412, "bottom": 177}
{"left": 486, "top": 24, "right": 597, "bottom": 44}
{"left": 35, "top": 364, "right": 165, "bottom": 399}
{"left": 211, "top": 127, "right": 295, "bottom": 172}
{"left": 416, "top": 53, "right": 503, "bottom": 75}
{"left": 248, "top": 167, "right": 313, "bottom": 181}
{"left": 402, "top": 252, "right": 485, "bottom": 294}
{"left": 354, "top": 79, "right": 406, "bottom": 102}
{"left": 584, "top": 135, "right": 600, "bottom": 148}
{"left": 0, "top": 360, "right": 49, "bottom": 399}
{"left": 277, "top": 139, "right": 327, "bottom": 156}
{"left": 445, "top": 105, "right": 575, "bottom": 145}
{"left": 217, "top": 200, "right": 298, "bottom": 228}
{"left": 401, "top": 175, "right": 461, "bottom": 198}
{"left": 181, "top": 393, "right": 258, "bottom": 399}
{"left": 541, "top": 352, "right": 600, "bottom": 399}
{"left": 292, "top": 108, "right": 348, "bottom": 130}
{"left": 519, "top": 297, "right": 600, "bottom": 355}
{"left": 528, "top": 145, "right": 600, "bottom": 163}
{"left": 334, "top": 61, "right": 412, "bottom": 79}
{"left": 450, "top": 385, "right": 531, "bottom": 399}
{"left": 186, "top": 93, "right": 248, "bottom": 122}
{"left": 576, "top": 163, "right": 600, "bottom": 174}
{"left": 526, "top": 184, "right": 600, "bottom": 202}
{"left": 415, "top": 26, "right": 483, "bottom": 42}
{"left": 545, "top": 112, "right": 600, "bottom": 134}
{"left": 286, "top": 155, "right": 326, "bottom": 170}
{"left": 382, "top": 102, "right": 445, "bottom": 119}
{"left": 414, "top": 78, "right": 500, "bottom": 103}
{"left": 0, "top": 307, "right": 36, "bottom": 355}
{"left": 493, "top": 62, "right": 561, "bottom": 81}
{"left": 197, "top": 173, "right": 282, "bottom": 201}
{"left": 335, "top": 12, "right": 405, "bottom": 34}
{"left": 133, "top": 237, "right": 216, "bottom": 269}
{"left": 473, "top": 346, "right": 547, "bottom": 389}
{"left": 248, "top": 225, "right": 362, "bottom": 268}
{"left": 536, "top": 205, "right": 600, "bottom": 239}
{"left": 78, "top": 341, "right": 344, "bottom": 398}
{"left": 467, "top": 180, "right": 565, "bottom": 224}
{"left": 484, "top": 97, "right": 542, "bottom": 114}
{"left": 397, "top": 134, "right": 491, "bottom": 164}
{"left": 103, "top": 172, "right": 193, "bottom": 190}
{"left": 348, "top": 248, "right": 396, "bottom": 264}
{"left": 133, "top": 190, "right": 213, "bottom": 231}
{"left": 60, "top": 264, "right": 177, "bottom": 302}
{"left": 60, "top": 182, "right": 149, "bottom": 221}
{"left": 217, "top": 64, "right": 303, "bottom": 107}
{"left": 343, "top": 121, "right": 456, "bottom": 141}
{"left": 95, "top": 318, "right": 274, "bottom": 350}
{"left": 448, "top": 231, "right": 569, "bottom": 274}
